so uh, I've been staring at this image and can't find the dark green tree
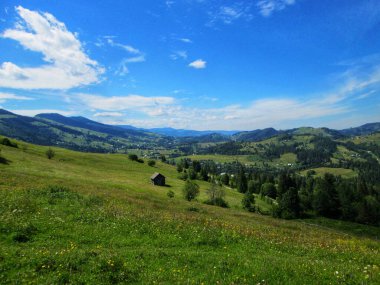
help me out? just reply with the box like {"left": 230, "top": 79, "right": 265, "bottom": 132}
{"left": 242, "top": 192, "right": 255, "bottom": 212}
{"left": 221, "top": 173, "right": 230, "bottom": 186}
{"left": 277, "top": 187, "right": 300, "bottom": 219}
{"left": 312, "top": 174, "right": 340, "bottom": 218}
{"left": 237, "top": 166, "right": 248, "bottom": 193}
{"left": 187, "top": 167, "right": 197, "bottom": 180}
{"left": 261, "top": 182, "right": 276, "bottom": 199}
{"left": 182, "top": 180, "right": 200, "bottom": 201}
{"left": 45, "top": 148, "right": 55, "bottom": 160}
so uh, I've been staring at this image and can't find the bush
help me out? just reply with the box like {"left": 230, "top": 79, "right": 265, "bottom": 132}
{"left": 242, "top": 193, "right": 255, "bottom": 212}
{"left": 187, "top": 206, "right": 199, "bottom": 212}
{"left": 178, "top": 172, "right": 188, "bottom": 181}
{"left": 204, "top": 198, "right": 229, "bottom": 208}
{"left": 128, "top": 154, "right": 138, "bottom": 161}
{"left": 148, "top": 160, "right": 156, "bottom": 167}
{"left": 182, "top": 180, "right": 200, "bottom": 201}
{"left": 45, "top": 148, "right": 55, "bottom": 159}
{"left": 167, "top": 190, "right": 175, "bottom": 198}
{"left": 12, "top": 223, "right": 38, "bottom": 243}
{"left": 205, "top": 182, "right": 229, "bottom": 208}
{"left": 1, "top": 137, "right": 18, "bottom": 148}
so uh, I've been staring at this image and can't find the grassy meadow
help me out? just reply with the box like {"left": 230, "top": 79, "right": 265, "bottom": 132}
{"left": 0, "top": 139, "right": 379, "bottom": 284}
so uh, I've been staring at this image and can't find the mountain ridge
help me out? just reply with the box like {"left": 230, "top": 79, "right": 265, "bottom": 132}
{"left": 1, "top": 109, "right": 379, "bottom": 152}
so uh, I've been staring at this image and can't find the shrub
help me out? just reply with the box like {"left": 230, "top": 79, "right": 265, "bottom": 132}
{"left": 204, "top": 197, "right": 229, "bottom": 208}
{"left": 205, "top": 182, "right": 229, "bottom": 208}
{"left": 12, "top": 223, "right": 38, "bottom": 243}
{"left": 137, "top": 158, "right": 144, "bottom": 163}
{"left": 1, "top": 137, "right": 18, "bottom": 148}
{"left": 128, "top": 154, "right": 138, "bottom": 161}
{"left": 242, "top": 193, "right": 255, "bottom": 212}
{"left": 148, "top": 160, "right": 156, "bottom": 167}
{"left": 178, "top": 171, "right": 188, "bottom": 181}
{"left": 167, "top": 190, "right": 175, "bottom": 198}
{"left": 187, "top": 206, "right": 199, "bottom": 212}
{"left": 45, "top": 148, "right": 55, "bottom": 159}
{"left": 182, "top": 180, "right": 200, "bottom": 201}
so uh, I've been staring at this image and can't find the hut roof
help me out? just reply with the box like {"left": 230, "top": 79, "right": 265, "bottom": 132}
{"left": 151, "top": 172, "right": 164, "bottom": 180}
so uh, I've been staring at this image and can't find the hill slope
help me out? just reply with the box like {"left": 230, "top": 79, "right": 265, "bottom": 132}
{"left": 0, "top": 137, "right": 379, "bottom": 284}
{"left": 0, "top": 109, "right": 170, "bottom": 152}
{"left": 340, "top": 122, "right": 380, "bottom": 136}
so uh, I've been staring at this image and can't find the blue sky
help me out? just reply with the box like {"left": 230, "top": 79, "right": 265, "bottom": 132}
{"left": 0, "top": 0, "right": 379, "bottom": 130}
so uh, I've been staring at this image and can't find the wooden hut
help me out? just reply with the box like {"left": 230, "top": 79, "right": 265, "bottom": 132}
{"left": 151, "top": 172, "right": 165, "bottom": 186}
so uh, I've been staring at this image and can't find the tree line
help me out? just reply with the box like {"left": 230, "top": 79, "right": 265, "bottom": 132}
{"left": 173, "top": 158, "right": 380, "bottom": 226}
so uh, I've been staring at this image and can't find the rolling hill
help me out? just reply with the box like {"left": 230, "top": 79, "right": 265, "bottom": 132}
{"left": 0, "top": 109, "right": 171, "bottom": 153}
{"left": 0, "top": 136, "right": 379, "bottom": 284}
{"left": 1, "top": 108, "right": 380, "bottom": 157}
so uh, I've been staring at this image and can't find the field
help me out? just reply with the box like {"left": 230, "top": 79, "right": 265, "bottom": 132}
{"left": 180, "top": 154, "right": 254, "bottom": 164}
{"left": 0, "top": 140, "right": 379, "bottom": 284}
{"left": 300, "top": 167, "right": 358, "bottom": 179}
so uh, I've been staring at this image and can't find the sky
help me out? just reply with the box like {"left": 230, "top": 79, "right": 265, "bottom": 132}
{"left": 0, "top": 0, "right": 379, "bottom": 131}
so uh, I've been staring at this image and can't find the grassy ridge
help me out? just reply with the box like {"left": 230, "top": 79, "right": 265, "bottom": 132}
{"left": 0, "top": 140, "right": 379, "bottom": 284}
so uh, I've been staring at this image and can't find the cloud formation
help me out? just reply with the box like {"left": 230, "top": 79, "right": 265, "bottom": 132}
{"left": 208, "top": 4, "right": 253, "bottom": 25}
{"left": 0, "top": 92, "right": 33, "bottom": 103}
{"left": 93, "top": 112, "right": 124, "bottom": 117}
{"left": 11, "top": 109, "right": 76, "bottom": 117}
{"left": 78, "top": 94, "right": 175, "bottom": 111}
{"left": 257, "top": 0, "right": 296, "bottom": 17}
{"left": 103, "top": 37, "right": 145, "bottom": 76}
{"left": 189, "top": 59, "right": 207, "bottom": 69}
{"left": 0, "top": 6, "right": 103, "bottom": 89}
{"left": 170, "top": 50, "right": 188, "bottom": 60}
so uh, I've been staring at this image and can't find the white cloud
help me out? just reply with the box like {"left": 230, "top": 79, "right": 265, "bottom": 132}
{"left": 116, "top": 56, "right": 146, "bottom": 76}
{"left": 170, "top": 50, "right": 188, "bottom": 60}
{"left": 356, "top": 90, "right": 376, "bottom": 100}
{"left": 0, "top": 6, "right": 103, "bottom": 89}
{"left": 93, "top": 112, "right": 124, "bottom": 117}
{"left": 179, "top": 38, "right": 192, "bottom": 43}
{"left": 257, "top": 0, "right": 296, "bottom": 17}
{"left": 104, "top": 37, "right": 145, "bottom": 76}
{"left": 0, "top": 92, "right": 33, "bottom": 103}
{"left": 189, "top": 59, "right": 207, "bottom": 69}
{"left": 106, "top": 38, "right": 141, "bottom": 55}
{"left": 166, "top": 1, "right": 175, "bottom": 8}
{"left": 78, "top": 94, "right": 175, "bottom": 111}
{"left": 208, "top": 4, "right": 253, "bottom": 25}
{"left": 10, "top": 109, "right": 76, "bottom": 117}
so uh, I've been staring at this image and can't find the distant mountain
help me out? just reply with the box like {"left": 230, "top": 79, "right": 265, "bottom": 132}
{"left": 232, "top": 128, "right": 280, "bottom": 142}
{"left": 287, "top": 127, "right": 344, "bottom": 139}
{"left": 178, "top": 133, "right": 232, "bottom": 143}
{"left": 340, "top": 123, "right": 380, "bottom": 136}
{"left": 0, "top": 109, "right": 170, "bottom": 152}
{"left": 36, "top": 113, "right": 155, "bottom": 138}
{"left": 1, "top": 108, "right": 379, "bottom": 152}
{"left": 119, "top": 126, "right": 239, "bottom": 137}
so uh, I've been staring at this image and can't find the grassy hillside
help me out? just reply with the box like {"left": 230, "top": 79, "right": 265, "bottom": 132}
{"left": 0, "top": 139, "right": 379, "bottom": 284}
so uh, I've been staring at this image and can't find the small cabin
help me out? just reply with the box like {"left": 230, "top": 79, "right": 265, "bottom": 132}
{"left": 151, "top": 172, "right": 165, "bottom": 186}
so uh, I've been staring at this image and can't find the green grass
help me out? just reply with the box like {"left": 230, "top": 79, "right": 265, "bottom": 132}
{"left": 180, "top": 154, "right": 254, "bottom": 164}
{"left": 300, "top": 167, "right": 358, "bottom": 179}
{"left": 0, "top": 140, "right": 379, "bottom": 284}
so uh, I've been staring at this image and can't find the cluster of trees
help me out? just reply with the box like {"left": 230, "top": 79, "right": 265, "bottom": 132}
{"left": 1, "top": 137, "right": 18, "bottom": 148}
{"left": 128, "top": 154, "right": 144, "bottom": 163}
{"left": 232, "top": 168, "right": 380, "bottom": 225}
{"left": 174, "top": 156, "right": 380, "bottom": 225}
